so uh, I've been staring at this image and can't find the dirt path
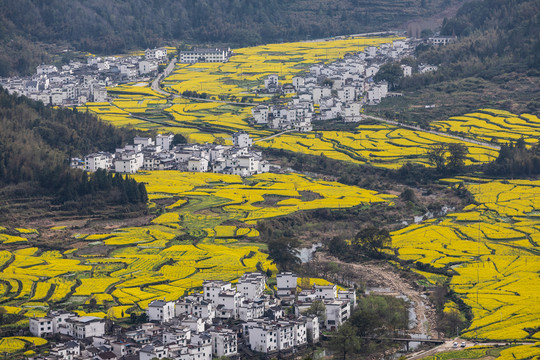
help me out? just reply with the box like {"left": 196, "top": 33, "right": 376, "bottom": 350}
{"left": 317, "top": 253, "right": 439, "bottom": 338}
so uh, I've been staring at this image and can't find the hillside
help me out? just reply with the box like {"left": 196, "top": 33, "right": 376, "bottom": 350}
{"left": 371, "top": 0, "right": 540, "bottom": 125}
{"left": 0, "top": 87, "right": 147, "bottom": 223}
{"left": 0, "top": 0, "right": 457, "bottom": 75}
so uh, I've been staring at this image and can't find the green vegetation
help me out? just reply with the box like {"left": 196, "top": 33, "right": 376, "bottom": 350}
{"left": 0, "top": 87, "right": 148, "bottom": 219}
{"left": 329, "top": 295, "right": 409, "bottom": 358}
{"left": 371, "top": 0, "right": 540, "bottom": 125}
{"left": 0, "top": 0, "right": 455, "bottom": 75}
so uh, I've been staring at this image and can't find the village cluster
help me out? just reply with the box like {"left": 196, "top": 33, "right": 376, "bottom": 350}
{"left": 28, "top": 272, "right": 356, "bottom": 360}
{"left": 73, "top": 131, "right": 274, "bottom": 177}
{"left": 251, "top": 38, "right": 441, "bottom": 132}
{"left": 0, "top": 47, "right": 170, "bottom": 106}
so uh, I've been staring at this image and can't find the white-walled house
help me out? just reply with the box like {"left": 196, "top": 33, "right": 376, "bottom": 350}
{"left": 114, "top": 152, "right": 142, "bottom": 173}
{"left": 181, "top": 316, "right": 206, "bottom": 333}
{"left": 419, "top": 64, "right": 439, "bottom": 73}
{"left": 277, "top": 272, "right": 298, "bottom": 298}
{"left": 210, "top": 328, "right": 237, "bottom": 358}
{"left": 325, "top": 300, "right": 351, "bottom": 331}
{"left": 179, "top": 48, "right": 231, "bottom": 63}
{"left": 139, "top": 60, "right": 158, "bottom": 75}
{"left": 252, "top": 105, "right": 270, "bottom": 124}
{"left": 314, "top": 284, "right": 338, "bottom": 300}
{"left": 305, "top": 315, "right": 320, "bottom": 343}
{"left": 65, "top": 316, "right": 106, "bottom": 339}
{"left": 216, "top": 289, "right": 243, "bottom": 319}
{"left": 203, "top": 280, "right": 233, "bottom": 304}
{"left": 401, "top": 64, "right": 412, "bottom": 77}
{"left": 338, "top": 288, "right": 357, "bottom": 309}
{"left": 264, "top": 74, "right": 279, "bottom": 91}
{"left": 237, "top": 272, "right": 266, "bottom": 300}
{"left": 147, "top": 299, "right": 175, "bottom": 323}
{"left": 134, "top": 136, "right": 155, "bottom": 147}
{"left": 85, "top": 152, "right": 114, "bottom": 172}
{"left": 156, "top": 133, "right": 174, "bottom": 150}
{"left": 365, "top": 64, "right": 380, "bottom": 77}
{"left": 187, "top": 157, "right": 209, "bottom": 172}
{"left": 162, "top": 326, "right": 191, "bottom": 346}
{"left": 292, "top": 76, "right": 305, "bottom": 89}
{"left": 247, "top": 321, "right": 279, "bottom": 353}
{"left": 232, "top": 131, "right": 253, "bottom": 148}
{"left": 140, "top": 344, "right": 168, "bottom": 360}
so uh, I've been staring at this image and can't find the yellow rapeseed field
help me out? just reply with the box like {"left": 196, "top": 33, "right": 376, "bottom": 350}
{"left": 431, "top": 109, "right": 540, "bottom": 145}
{"left": 257, "top": 124, "right": 498, "bottom": 169}
{"left": 0, "top": 172, "right": 388, "bottom": 317}
{"left": 393, "top": 178, "right": 540, "bottom": 341}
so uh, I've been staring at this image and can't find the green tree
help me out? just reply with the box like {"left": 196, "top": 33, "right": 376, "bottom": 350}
{"left": 446, "top": 143, "right": 468, "bottom": 172}
{"left": 373, "top": 62, "right": 403, "bottom": 89}
{"left": 352, "top": 227, "right": 391, "bottom": 258}
{"left": 329, "top": 323, "right": 361, "bottom": 360}
{"left": 305, "top": 300, "right": 326, "bottom": 323}
{"left": 427, "top": 143, "right": 448, "bottom": 172}
{"left": 267, "top": 237, "right": 300, "bottom": 271}
{"left": 172, "top": 133, "right": 187, "bottom": 146}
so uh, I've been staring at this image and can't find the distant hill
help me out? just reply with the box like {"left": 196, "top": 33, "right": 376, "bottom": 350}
{"left": 373, "top": 0, "right": 540, "bottom": 124}
{"left": 0, "top": 87, "right": 147, "bottom": 218}
{"left": 0, "top": 0, "right": 455, "bottom": 75}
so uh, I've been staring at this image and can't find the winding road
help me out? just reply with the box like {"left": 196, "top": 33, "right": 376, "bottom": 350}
{"left": 363, "top": 114, "right": 500, "bottom": 150}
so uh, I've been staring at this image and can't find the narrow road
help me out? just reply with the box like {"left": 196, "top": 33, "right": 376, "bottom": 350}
{"left": 254, "top": 129, "right": 293, "bottom": 142}
{"left": 363, "top": 114, "right": 500, "bottom": 150}
{"left": 151, "top": 58, "right": 177, "bottom": 96}
{"left": 317, "top": 253, "right": 439, "bottom": 339}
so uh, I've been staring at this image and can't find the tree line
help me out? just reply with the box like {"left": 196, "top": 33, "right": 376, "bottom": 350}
{"left": 0, "top": 87, "right": 147, "bottom": 205}
{"left": 0, "top": 0, "right": 453, "bottom": 76}
{"left": 329, "top": 295, "right": 409, "bottom": 359}
{"left": 486, "top": 139, "right": 540, "bottom": 177}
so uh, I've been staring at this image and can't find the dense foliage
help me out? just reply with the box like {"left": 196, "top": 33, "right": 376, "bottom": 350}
{"left": 0, "top": 87, "right": 146, "bottom": 204}
{"left": 486, "top": 139, "right": 540, "bottom": 177}
{"left": 414, "top": 0, "right": 540, "bottom": 84}
{"left": 0, "top": 0, "right": 451, "bottom": 75}
{"left": 330, "top": 295, "right": 409, "bottom": 358}
{"left": 372, "top": 0, "right": 540, "bottom": 125}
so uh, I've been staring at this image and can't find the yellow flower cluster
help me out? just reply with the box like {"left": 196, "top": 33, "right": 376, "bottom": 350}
{"left": 393, "top": 179, "right": 540, "bottom": 341}
{"left": 432, "top": 109, "right": 540, "bottom": 145}
{"left": 257, "top": 125, "right": 498, "bottom": 169}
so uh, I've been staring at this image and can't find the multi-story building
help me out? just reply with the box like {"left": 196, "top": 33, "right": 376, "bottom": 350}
{"left": 203, "top": 280, "right": 233, "bottom": 304}
{"left": 147, "top": 299, "right": 176, "bottom": 323}
{"left": 237, "top": 272, "right": 266, "bottom": 300}
{"left": 179, "top": 48, "right": 232, "bottom": 63}
{"left": 84, "top": 152, "right": 114, "bottom": 172}
{"left": 65, "top": 316, "right": 106, "bottom": 339}
{"left": 276, "top": 272, "right": 298, "bottom": 298}
{"left": 156, "top": 133, "right": 174, "bottom": 150}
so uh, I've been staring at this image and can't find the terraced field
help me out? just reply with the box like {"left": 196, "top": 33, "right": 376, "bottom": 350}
{"left": 393, "top": 178, "right": 540, "bottom": 341}
{"left": 0, "top": 172, "right": 392, "bottom": 320}
{"left": 257, "top": 124, "right": 498, "bottom": 169}
{"left": 431, "top": 109, "right": 540, "bottom": 145}
{"left": 163, "top": 36, "right": 400, "bottom": 101}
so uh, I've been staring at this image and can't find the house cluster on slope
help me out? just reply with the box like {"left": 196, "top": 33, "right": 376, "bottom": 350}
{"left": 0, "top": 47, "right": 168, "bottom": 106}
{"left": 28, "top": 272, "right": 357, "bottom": 359}
{"left": 74, "top": 132, "right": 273, "bottom": 177}
{"left": 252, "top": 38, "right": 441, "bottom": 131}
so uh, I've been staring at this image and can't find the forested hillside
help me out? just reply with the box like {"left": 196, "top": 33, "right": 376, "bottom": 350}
{"left": 373, "top": 0, "right": 540, "bottom": 125}
{"left": 0, "top": 0, "right": 454, "bottom": 75}
{"left": 0, "top": 87, "right": 147, "bottom": 209}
